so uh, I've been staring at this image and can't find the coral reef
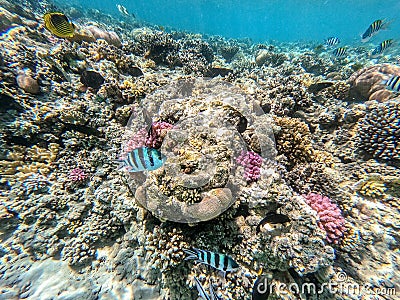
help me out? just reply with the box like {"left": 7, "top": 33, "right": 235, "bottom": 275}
{"left": 68, "top": 168, "right": 88, "bottom": 182}
{"left": 145, "top": 121, "right": 175, "bottom": 148}
{"left": 273, "top": 116, "right": 315, "bottom": 168}
{"left": 0, "top": 1, "right": 399, "bottom": 299}
{"left": 303, "top": 193, "right": 346, "bottom": 244}
{"left": 236, "top": 151, "right": 263, "bottom": 182}
{"left": 348, "top": 63, "right": 400, "bottom": 102}
{"left": 356, "top": 100, "right": 399, "bottom": 161}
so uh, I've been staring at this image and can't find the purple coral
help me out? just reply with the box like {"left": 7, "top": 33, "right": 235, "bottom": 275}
{"left": 145, "top": 122, "right": 174, "bottom": 148}
{"left": 236, "top": 151, "right": 263, "bottom": 182}
{"left": 303, "top": 193, "right": 346, "bottom": 244}
{"left": 68, "top": 168, "right": 88, "bottom": 182}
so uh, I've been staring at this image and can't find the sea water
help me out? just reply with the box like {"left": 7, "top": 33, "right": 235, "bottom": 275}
{"left": 69, "top": 0, "right": 400, "bottom": 43}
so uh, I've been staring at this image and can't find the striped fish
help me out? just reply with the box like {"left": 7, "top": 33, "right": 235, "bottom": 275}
{"left": 184, "top": 248, "right": 239, "bottom": 274}
{"left": 325, "top": 37, "right": 340, "bottom": 46}
{"left": 361, "top": 19, "right": 389, "bottom": 42}
{"left": 193, "top": 277, "right": 221, "bottom": 300}
{"left": 332, "top": 47, "right": 347, "bottom": 57}
{"left": 43, "top": 12, "right": 75, "bottom": 38}
{"left": 119, "top": 147, "right": 166, "bottom": 172}
{"left": 382, "top": 75, "right": 400, "bottom": 92}
{"left": 371, "top": 39, "right": 394, "bottom": 57}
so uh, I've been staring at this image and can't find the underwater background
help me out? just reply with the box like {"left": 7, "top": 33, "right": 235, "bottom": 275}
{"left": 1, "top": 0, "right": 399, "bottom": 299}
{"left": 69, "top": 0, "right": 400, "bottom": 42}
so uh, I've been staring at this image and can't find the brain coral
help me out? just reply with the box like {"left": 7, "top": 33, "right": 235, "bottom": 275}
{"left": 356, "top": 100, "right": 399, "bottom": 161}
{"left": 348, "top": 64, "right": 400, "bottom": 102}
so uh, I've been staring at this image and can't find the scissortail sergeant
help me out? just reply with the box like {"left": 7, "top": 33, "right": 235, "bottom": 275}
{"left": 382, "top": 75, "right": 400, "bottom": 92}
{"left": 117, "top": 147, "right": 166, "bottom": 172}
{"left": 325, "top": 36, "right": 340, "bottom": 46}
{"left": 361, "top": 19, "right": 389, "bottom": 42}
{"left": 371, "top": 39, "right": 394, "bottom": 57}
{"left": 332, "top": 47, "right": 347, "bottom": 57}
{"left": 183, "top": 248, "right": 239, "bottom": 273}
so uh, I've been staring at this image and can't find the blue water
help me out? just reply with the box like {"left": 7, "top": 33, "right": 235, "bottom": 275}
{"left": 68, "top": 0, "right": 400, "bottom": 43}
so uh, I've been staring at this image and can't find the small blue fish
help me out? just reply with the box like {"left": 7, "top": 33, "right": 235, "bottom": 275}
{"left": 371, "top": 39, "right": 394, "bottom": 57}
{"left": 382, "top": 75, "right": 400, "bottom": 92}
{"left": 325, "top": 37, "right": 340, "bottom": 46}
{"left": 118, "top": 147, "right": 165, "bottom": 172}
{"left": 361, "top": 19, "right": 389, "bottom": 42}
{"left": 184, "top": 248, "right": 239, "bottom": 274}
{"left": 193, "top": 277, "right": 220, "bottom": 300}
{"left": 332, "top": 47, "right": 347, "bottom": 57}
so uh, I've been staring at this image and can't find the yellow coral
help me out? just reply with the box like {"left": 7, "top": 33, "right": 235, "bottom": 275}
{"left": 26, "top": 143, "right": 59, "bottom": 163}
{"left": 340, "top": 223, "right": 360, "bottom": 252}
{"left": 1, "top": 144, "right": 59, "bottom": 185}
{"left": 313, "top": 150, "right": 336, "bottom": 168}
{"left": 359, "top": 180, "right": 387, "bottom": 198}
{"left": 274, "top": 117, "right": 315, "bottom": 167}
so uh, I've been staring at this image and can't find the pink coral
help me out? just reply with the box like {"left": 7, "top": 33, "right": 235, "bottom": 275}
{"left": 236, "top": 151, "right": 263, "bottom": 182}
{"left": 123, "top": 128, "right": 147, "bottom": 155}
{"left": 303, "top": 193, "right": 346, "bottom": 244}
{"left": 68, "top": 168, "right": 88, "bottom": 182}
{"left": 145, "top": 122, "right": 174, "bottom": 148}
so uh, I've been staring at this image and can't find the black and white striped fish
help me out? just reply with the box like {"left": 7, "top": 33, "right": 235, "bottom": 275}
{"left": 332, "top": 47, "right": 347, "bottom": 57}
{"left": 118, "top": 147, "right": 166, "bottom": 172}
{"left": 183, "top": 248, "right": 239, "bottom": 273}
{"left": 361, "top": 19, "right": 389, "bottom": 42}
{"left": 371, "top": 39, "right": 394, "bottom": 57}
{"left": 382, "top": 75, "right": 400, "bottom": 92}
{"left": 193, "top": 277, "right": 220, "bottom": 300}
{"left": 325, "top": 37, "right": 340, "bottom": 46}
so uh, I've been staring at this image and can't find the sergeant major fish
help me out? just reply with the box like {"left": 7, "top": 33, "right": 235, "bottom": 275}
{"left": 371, "top": 39, "right": 394, "bottom": 57}
{"left": 183, "top": 248, "right": 239, "bottom": 274}
{"left": 117, "top": 147, "right": 165, "bottom": 172}
{"left": 332, "top": 47, "right": 347, "bottom": 57}
{"left": 325, "top": 36, "right": 340, "bottom": 46}
{"left": 361, "top": 19, "right": 390, "bottom": 42}
{"left": 381, "top": 75, "right": 400, "bottom": 92}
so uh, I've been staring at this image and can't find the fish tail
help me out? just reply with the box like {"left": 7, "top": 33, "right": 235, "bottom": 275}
{"left": 381, "top": 18, "right": 393, "bottom": 30}
{"left": 114, "top": 159, "right": 126, "bottom": 171}
{"left": 183, "top": 248, "right": 198, "bottom": 261}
